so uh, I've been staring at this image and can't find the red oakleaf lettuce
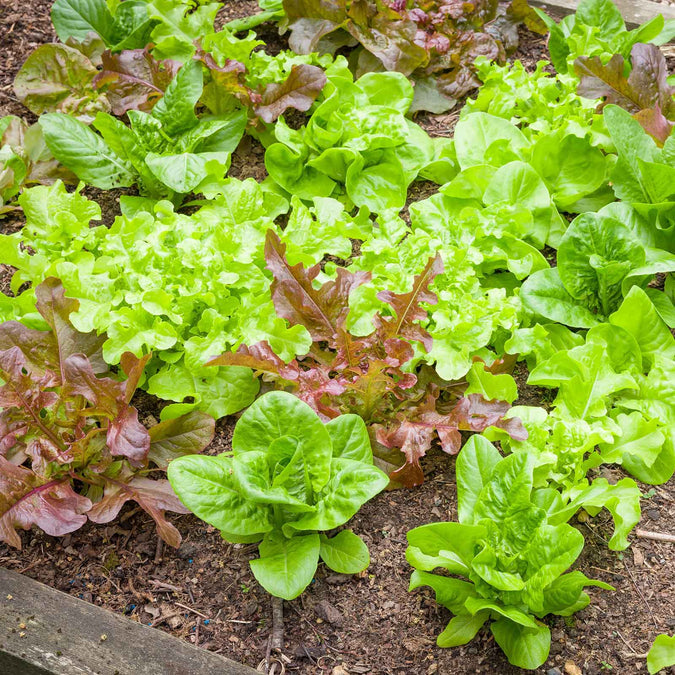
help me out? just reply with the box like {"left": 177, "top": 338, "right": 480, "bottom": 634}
{"left": 209, "top": 231, "right": 525, "bottom": 486}
{"left": 0, "top": 278, "right": 214, "bottom": 549}
{"left": 282, "top": 0, "right": 546, "bottom": 111}
{"left": 575, "top": 43, "right": 675, "bottom": 145}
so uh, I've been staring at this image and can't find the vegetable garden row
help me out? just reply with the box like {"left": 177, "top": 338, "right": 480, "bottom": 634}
{"left": 0, "top": 0, "right": 674, "bottom": 672}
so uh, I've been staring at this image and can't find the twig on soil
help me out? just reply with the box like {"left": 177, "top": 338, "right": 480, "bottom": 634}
{"left": 622, "top": 652, "right": 649, "bottom": 659}
{"left": 614, "top": 628, "right": 639, "bottom": 654}
{"left": 150, "top": 611, "right": 183, "bottom": 627}
{"left": 154, "top": 537, "right": 163, "bottom": 564}
{"left": 174, "top": 601, "right": 209, "bottom": 619}
{"left": 635, "top": 528, "right": 675, "bottom": 543}
{"left": 271, "top": 595, "right": 284, "bottom": 650}
{"left": 149, "top": 580, "right": 183, "bottom": 593}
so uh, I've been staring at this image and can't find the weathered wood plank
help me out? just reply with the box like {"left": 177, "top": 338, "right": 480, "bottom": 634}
{"left": 529, "top": 0, "right": 675, "bottom": 27}
{"left": 0, "top": 567, "right": 257, "bottom": 675}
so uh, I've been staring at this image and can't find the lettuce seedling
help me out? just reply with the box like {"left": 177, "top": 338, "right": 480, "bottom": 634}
{"left": 212, "top": 231, "right": 526, "bottom": 487}
{"left": 0, "top": 278, "right": 215, "bottom": 549}
{"left": 407, "top": 437, "right": 612, "bottom": 669}
{"left": 168, "top": 391, "right": 389, "bottom": 600}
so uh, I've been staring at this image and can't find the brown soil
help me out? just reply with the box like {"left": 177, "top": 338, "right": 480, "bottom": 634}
{"left": 1, "top": 3, "right": 675, "bottom": 675}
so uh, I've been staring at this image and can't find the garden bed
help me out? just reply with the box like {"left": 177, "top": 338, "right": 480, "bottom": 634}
{"left": 1, "top": 1, "right": 675, "bottom": 674}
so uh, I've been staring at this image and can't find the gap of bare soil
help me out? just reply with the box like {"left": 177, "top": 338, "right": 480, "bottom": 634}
{"left": 0, "top": 3, "right": 674, "bottom": 675}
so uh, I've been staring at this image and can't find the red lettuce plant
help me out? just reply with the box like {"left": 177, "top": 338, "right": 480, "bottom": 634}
{"left": 0, "top": 279, "right": 215, "bottom": 549}
{"left": 576, "top": 43, "right": 675, "bottom": 145}
{"left": 280, "top": 0, "right": 546, "bottom": 111}
{"left": 211, "top": 232, "right": 526, "bottom": 487}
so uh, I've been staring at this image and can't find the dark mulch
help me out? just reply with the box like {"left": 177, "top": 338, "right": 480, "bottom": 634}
{"left": 1, "top": 3, "right": 675, "bottom": 675}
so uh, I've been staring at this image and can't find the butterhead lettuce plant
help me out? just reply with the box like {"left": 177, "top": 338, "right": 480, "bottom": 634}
{"left": 168, "top": 391, "right": 389, "bottom": 600}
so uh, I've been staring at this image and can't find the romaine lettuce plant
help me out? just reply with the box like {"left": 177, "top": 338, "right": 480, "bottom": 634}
{"left": 39, "top": 60, "right": 247, "bottom": 198}
{"left": 407, "top": 437, "right": 612, "bottom": 669}
{"left": 602, "top": 104, "right": 675, "bottom": 255}
{"left": 212, "top": 232, "right": 526, "bottom": 486}
{"left": 280, "top": 0, "right": 546, "bottom": 113}
{"left": 521, "top": 209, "right": 675, "bottom": 328}
{"left": 509, "top": 288, "right": 675, "bottom": 488}
{"left": 168, "top": 391, "right": 389, "bottom": 599}
{"left": 0, "top": 278, "right": 215, "bottom": 549}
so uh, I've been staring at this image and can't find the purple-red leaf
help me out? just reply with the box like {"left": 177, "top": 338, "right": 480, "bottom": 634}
{"left": 93, "top": 49, "right": 181, "bottom": 115}
{"left": 87, "top": 475, "right": 188, "bottom": 548}
{"left": 575, "top": 43, "right": 675, "bottom": 143}
{"left": 0, "top": 458, "right": 91, "bottom": 549}
{"left": 265, "top": 230, "right": 370, "bottom": 346}
{"left": 207, "top": 341, "right": 301, "bottom": 380}
{"left": 255, "top": 64, "right": 327, "bottom": 123}
{"left": 35, "top": 277, "right": 107, "bottom": 376}
{"left": 377, "top": 254, "right": 443, "bottom": 351}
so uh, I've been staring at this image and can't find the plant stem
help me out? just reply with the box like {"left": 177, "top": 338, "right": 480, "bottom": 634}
{"left": 225, "top": 9, "right": 283, "bottom": 34}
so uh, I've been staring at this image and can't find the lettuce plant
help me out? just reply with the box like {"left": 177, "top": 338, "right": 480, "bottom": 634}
{"left": 264, "top": 69, "right": 447, "bottom": 212}
{"left": 0, "top": 278, "right": 215, "bottom": 549}
{"left": 213, "top": 232, "right": 526, "bottom": 486}
{"left": 407, "top": 437, "right": 612, "bottom": 669}
{"left": 603, "top": 105, "right": 675, "bottom": 255}
{"left": 0, "top": 117, "right": 74, "bottom": 216}
{"left": 168, "top": 391, "right": 389, "bottom": 600}
{"left": 521, "top": 209, "right": 675, "bottom": 328}
{"left": 280, "top": 0, "right": 546, "bottom": 113}
{"left": 464, "top": 58, "right": 610, "bottom": 148}
{"left": 39, "top": 60, "right": 246, "bottom": 198}
{"left": 648, "top": 634, "right": 675, "bottom": 675}
{"left": 575, "top": 43, "right": 675, "bottom": 145}
{"left": 509, "top": 288, "right": 675, "bottom": 488}
{"left": 535, "top": 0, "right": 673, "bottom": 74}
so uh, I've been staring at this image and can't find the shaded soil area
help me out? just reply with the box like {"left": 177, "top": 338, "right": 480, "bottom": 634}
{"left": 1, "top": 2, "right": 675, "bottom": 675}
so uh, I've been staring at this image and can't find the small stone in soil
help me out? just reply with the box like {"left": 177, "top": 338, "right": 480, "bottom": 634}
{"left": 313, "top": 599, "right": 344, "bottom": 626}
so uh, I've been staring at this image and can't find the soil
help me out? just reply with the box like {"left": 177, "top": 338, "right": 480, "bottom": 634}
{"left": 1, "top": 3, "right": 675, "bottom": 675}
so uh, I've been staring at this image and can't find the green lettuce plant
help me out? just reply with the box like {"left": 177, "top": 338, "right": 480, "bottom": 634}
{"left": 535, "top": 0, "right": 674, "bottom": 74}
{"left": 508, "top": 288, "right": 675, "bottom": 487}
{"left": 648, "top": 634, "right": 675, "bottom": 674}
{"left": 168, "top": 391, "right": 389, "bottom": 599}
{"left": 602, "top": 104, "right": 675, "bottom": 255}
{"left": 39, "top": 60, "right": 246, "bottom": 199}
{"left": 264, "top": 69, "right": 448, "bottom": 212}
{"left": 521, "top": 209, "right": 675, "bottom": 328}
{"left": 407, "top": 437, "right": 612, "bottom": 669}
{"left": 464, "top": 58, "right": 610, "bottom": 147}
{"left": 0, "top": 179, "right": 301, "bottom": 418}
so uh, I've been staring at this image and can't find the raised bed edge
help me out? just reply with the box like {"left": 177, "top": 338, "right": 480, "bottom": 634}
{"left": 0, "top": 567, "right": 258, "bottom": 675}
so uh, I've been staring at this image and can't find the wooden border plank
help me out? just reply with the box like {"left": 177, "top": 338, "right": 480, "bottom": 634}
{"left": 0, "top": 567, "right": 258, "bottom": 675}
{"left": 529, "top": 0, "right": 675, "bottom": 26}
